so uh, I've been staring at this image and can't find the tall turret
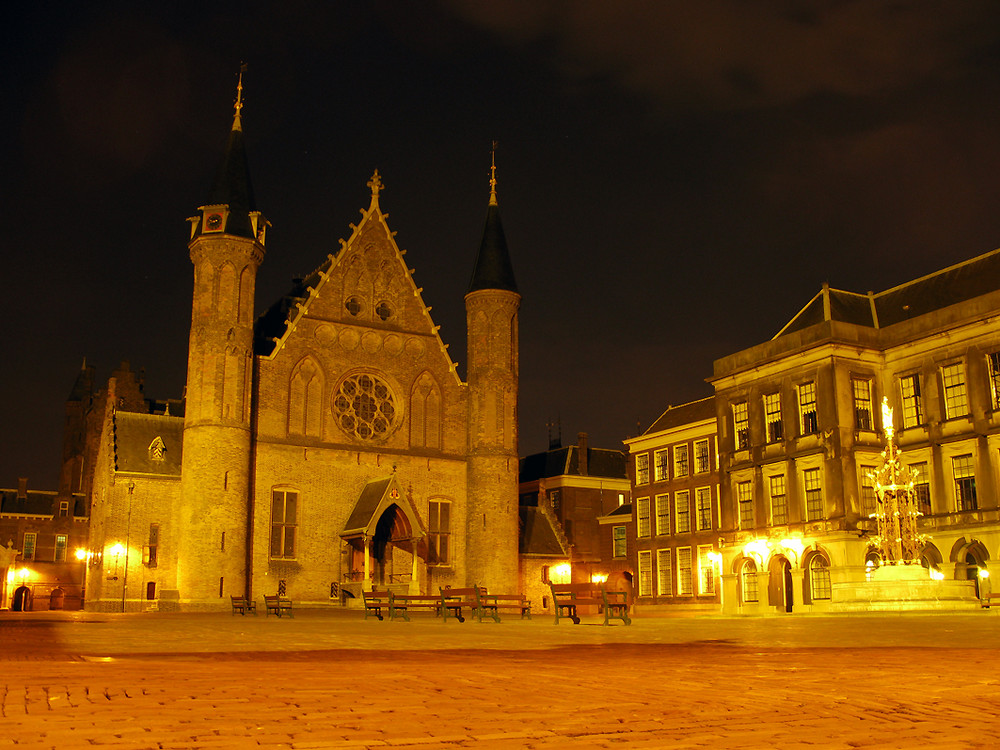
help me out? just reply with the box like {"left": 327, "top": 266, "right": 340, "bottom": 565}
{"left": 176, "top": 71, "right": 269, "bottom": 608}
{"left": 465, "top": 150, "right": 520, "bottom": 591}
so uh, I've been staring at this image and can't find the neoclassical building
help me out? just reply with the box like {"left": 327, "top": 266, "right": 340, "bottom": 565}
{"left": 84, "top": 79, "right": 521, "bottom": 611}
{"left": 629, "top": 249, "right": 1000, "bottom": 614}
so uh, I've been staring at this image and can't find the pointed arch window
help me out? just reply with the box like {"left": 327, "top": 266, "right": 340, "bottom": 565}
{"left": 289, "top": 356, "right": 324, "bottom": 437}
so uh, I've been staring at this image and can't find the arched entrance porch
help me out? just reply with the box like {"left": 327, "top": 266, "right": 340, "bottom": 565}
{"left": 340, "top": 475, "right": 426, "bottom": 598}
{"left": 768, "top": 555, "right": 794, "bottom": 613}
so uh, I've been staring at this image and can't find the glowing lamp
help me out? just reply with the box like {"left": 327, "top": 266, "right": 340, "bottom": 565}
{"left": 109, "top": 543, "right": 125, "bottom": 557}
{"left": 550, "top": 563, "right": 572, "bottom": 584}
{"left": 75, "top": 548, "right": 88, "bottom": 561}
{"left": 979, "top": 569, "right": 990, "bottom": 580}
{"left": 742, "top": 539, "right": 770, "bottom": 565}
{"left": 929, "top": 568, "right": 945, "bottom": 580}
{"left": 590, "top": 573, "right": 608, "bottom": 584}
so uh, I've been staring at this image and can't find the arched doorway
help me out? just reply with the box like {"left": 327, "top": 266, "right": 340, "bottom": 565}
{"left": 768, "top": 555, "right": 793, "bottom": 613}
{"left": 12, "top": 585, "right": 30, "bottom": 612}
{"left": 371, "top": 504, "right": 416, "bottom": 586}
{"left": 953, "top": 539, "right": 989, "bottom": 598}
{"left": 49, "top": 587, "right": 65, "bottom": 611}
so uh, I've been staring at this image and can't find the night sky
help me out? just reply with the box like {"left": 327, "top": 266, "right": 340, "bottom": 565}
{"left": 4, "top": 2, "right": 1000, "bottom": 489}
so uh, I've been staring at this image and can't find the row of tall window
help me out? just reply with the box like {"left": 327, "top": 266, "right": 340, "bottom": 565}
{"left": 637, "top": 545, "right": 716, "bottom": 598}
{"left": 736, "top": 468, "right": 824, "bottom": 529}
{"left": 19, "top": 532, "right": 68, "bottom": 562}
{"left": 635, "top": 438, "right": 714, "bottom": 485}
{"left": 636, "top": 486, "right": 715, "bottom": 537}
{"left": 731, "top": 353, "right": 1000, "bottom": 448}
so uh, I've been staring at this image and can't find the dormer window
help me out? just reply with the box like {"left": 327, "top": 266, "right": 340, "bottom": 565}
{"left": 149, "top": 436, "right": 166, "bottom": 462}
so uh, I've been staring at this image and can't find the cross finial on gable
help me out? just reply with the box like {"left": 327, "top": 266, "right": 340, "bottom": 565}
{"left": 368, "top": 169, "right": 383, "bottom": 200}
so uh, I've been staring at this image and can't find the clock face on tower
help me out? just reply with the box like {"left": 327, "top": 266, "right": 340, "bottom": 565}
{"left": 205, "top": 212, "right": 223, "bottom": 232}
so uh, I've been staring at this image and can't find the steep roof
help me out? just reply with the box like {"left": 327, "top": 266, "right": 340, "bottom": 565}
{"left": 519, "top": 506, "right": 569, "bottom": 556}
{"left": 112, "top": 412, "right": 184, "bottom": 476}
{"left": 519, "top": 445, "right": 627, "bottom": 482}
{"left": 775, "top": 247, "right": 1000, "bottom": 338}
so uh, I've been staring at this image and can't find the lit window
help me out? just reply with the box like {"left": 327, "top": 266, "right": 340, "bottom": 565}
{"left": 989, "top": 353, "right": 1000, "bottom": 410}
{"left": 764, "top": 393, "right": 783, "bottom": 443}
{"left": 54, "top": 534, "right": 67, "bottom": 563}
{"left": 769, "top": 475, "right": 787, "bottom": 525}
{"left": 23, "top": 532, "right": 36, "bottom": 561}
{"left": 798, "top": 382, "right": 818, "bottom": 434}
{"left": 655, "top": 494, "right": 670, "bottom": 536}
{"left": 737, "top": 481, "right": 754, "bottom": 528}
{"left": 638, "top": 551, "right": 652, "bottom": 597}
{"left": 953, "top": 454, "right": 977, "bottom": 511}
{"left": 694, "top": 439, "right": 710, "bottom": 474}
{"left": 860, "top": 465, "right": 877, "bottom": 517}
{"left": 899, "top": 374, "right": 922, "bottom": 428}
{"left": 741, "top": 559, "right": 758, "bottom": 603}
{"left": 677, "top": 547, "right": 693, "bottom": 595}
{"left": 695, "top": 487, "right": 712, "bottom": 531}
{"left": 733, "top": 402, "right": 749, "bottom": 450}
{"left": 804, "top": 468, "right": 823, "bottom": 521}
{"left": 635, "top": 454, "right": 649, "bottom": 485}
{"left": 941, "top": 363, "right": 969, "bottom": 419}
{"left": 636, "top": 497, "right": 651, "bottom": 538}
{"left": 909, "top": 462, "right": 931, "bottom": 516}
{"left": 674, "top": 444, "right": 689, "bottom": 478}
{"left": 810, "top": 556, "right": 832, "bottom": 600}
{"left": 654, "top": 449, "right": 669, "bottom": 482}
{"left": 145, "top": 524, "right": 159, "bottom": 568}
{"left": 428, "top": 499, "right": 451, "bottom": 564}
{"left": 674, "top": 490, "right": 690, "bottom": 534}
{"left": 612, "top": 526, "right": 627, "bottom": 558}
{"left": 270, "top": 490, "right": 298, "bottom": 559}
{"left": 697, "top": 545, "right": 716, "bottom": 595}
{"left": 656, "top": 549, "right": 673, "bottom": 596}
{"left": 853, "top": 378, "right": 873, "bottom": 431}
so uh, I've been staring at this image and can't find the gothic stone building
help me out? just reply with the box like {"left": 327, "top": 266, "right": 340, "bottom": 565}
{"left": 85, "top": 86, "right": 520, "bottom": 611}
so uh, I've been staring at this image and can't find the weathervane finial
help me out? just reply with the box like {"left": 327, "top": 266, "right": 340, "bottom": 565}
{"left": 233, "top": 63, "right": 247, "bottom": 131}
{"left": 489, "top": 141, "right": 498, "bottom": 207}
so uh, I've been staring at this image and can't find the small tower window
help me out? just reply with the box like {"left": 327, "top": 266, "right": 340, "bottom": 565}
{"left": 345, "top": 297, "right": 362, "bottom": 316}
{"left": 148, "top": 436, "right": 166, "bottom": 462}
{"left": 375, "top": 301, "right": 393, "bottom": 321}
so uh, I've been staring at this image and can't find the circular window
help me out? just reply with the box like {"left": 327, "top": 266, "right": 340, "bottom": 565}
{"left": 333, "top": 373, "right": 398, "bottom": 441}
{"left": 345, "top": 297, "right": 362, "bottom": 316}
{"left": 375, "top": 301, "right": 392, "bottom": 321}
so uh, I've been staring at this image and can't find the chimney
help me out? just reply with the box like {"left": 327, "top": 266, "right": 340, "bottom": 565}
{"left": 17, "top": 477, "right": 27, "bottom": 500}
{"left": 577, "top": 433, "right": 589, "bottom": 476}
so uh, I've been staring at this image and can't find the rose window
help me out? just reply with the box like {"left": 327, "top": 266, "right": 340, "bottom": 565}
{"left": 333, "top": 374, "right": 397, "bottom": 440}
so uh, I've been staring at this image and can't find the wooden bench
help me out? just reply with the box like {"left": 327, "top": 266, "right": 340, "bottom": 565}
{"left": 363, "top": 589, "right": 390, "bottom": 621}
{"left": 981, "top": 593, "right": 1000, "bottom": 609}
{"left": 475, "top": 589, "right": 531, "bottom": 622}
{"left": 388, "top": 592, "right": 441, "bottom": 621}
{"left": 549, "top": 582, "right": 631, "bottom": 625}
{"left": 264, "top": 595, "right": 293, "bottom": 618}
{"left": 440, "top": 587, "right": 485, "bottom": 623}
{"left": 230, "top": 595, "right": 257, "bottom": 616}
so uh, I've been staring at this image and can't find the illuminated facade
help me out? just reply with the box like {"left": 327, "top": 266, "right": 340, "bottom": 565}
{"left": 627, "top": 249, "right": 1000, "bottom": 614}
{"left": 711, "top": 250, "right": 1000, "bottom": 613}
{"left": 625, "top": 398, "right": 721, "bottom": 611}
{"left": 84, "top": 81, "right": 521, "bottom": 611}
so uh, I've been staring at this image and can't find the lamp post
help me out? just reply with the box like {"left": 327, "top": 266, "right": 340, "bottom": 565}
{"left": 122, "top": 481, "right": 134, "bottom": 612}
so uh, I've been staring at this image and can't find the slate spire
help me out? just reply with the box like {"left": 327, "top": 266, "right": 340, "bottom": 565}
{"left": 468, "top": 145, "right": 518, "bottom": 294}
{"left": 205, "top": 66, "right": 256, "bottom": 238}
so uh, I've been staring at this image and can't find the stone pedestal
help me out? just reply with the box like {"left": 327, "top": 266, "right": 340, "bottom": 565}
{"left": 830, "top": 564, "right": 979, "bottom": 612}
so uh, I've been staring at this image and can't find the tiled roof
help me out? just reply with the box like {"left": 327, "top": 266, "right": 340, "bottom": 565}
{"left": 645, "top": 396, "right": 716, "bottom": 435}
{"left": 113, "top": 412, "right": 184, "bottom": 476}
{"left": 0, "top": 490, "right": 57, "bottom": 516}
{"left": 468, "top": 203, "right": 518, "bottom": 294}
{"left": 518, "top": 507, "right": 568, "bottom": 556}
{"left": 254, "top": 258, "right": 333, "bottom": 356}
{"left": 776, "top": 247, "right": 1000, "bottom": 338}
{"left": 519, "top": 446, "right": 627, "bottom": 482}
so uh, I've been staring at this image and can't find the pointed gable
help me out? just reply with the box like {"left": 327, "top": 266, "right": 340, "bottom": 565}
{"left": 255, "top": 171, "right": 459, "bottom": 380}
